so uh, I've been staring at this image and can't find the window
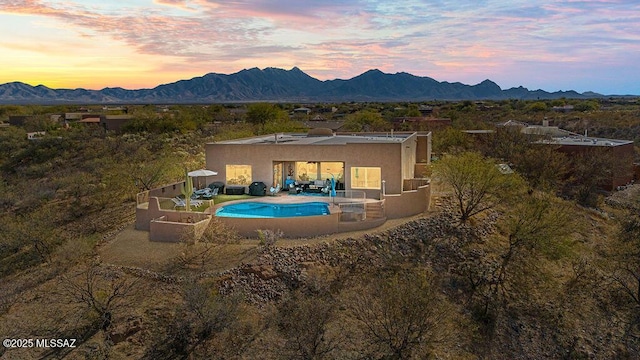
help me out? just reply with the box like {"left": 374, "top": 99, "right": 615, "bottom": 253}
{"left": 320, "top": 162, "right": 344, "bottom": 182}
{"left": 351, "top": 167, "right": 381, "bottom": 189}
{"left": 226, "top": 165, "right": 252, "bottom": 185}
{"left": 296, "top": 162, "right": 319, "bottom": 182}
{"left": 296, "top": 161, "right": 344, "bottom": 182}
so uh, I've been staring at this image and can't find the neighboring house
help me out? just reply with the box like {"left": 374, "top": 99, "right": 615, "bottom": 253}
{"left": 292, "top": 107, "right": 311, "bottom": 115}
{"left": 418, "top": 105, "right": 433, "bottom": 116}
{"left": 496, "top": 120, "right": 635, "bottom": 190}
{"left": 204, "top": 130, "right": 432, "bottom": 218}
{"left": 100, "top": 114, "right": 133, "bottom": 131}
{"left": 538, "top": 135, "right": 635, "bottom": 190}
{"left": 552, "top": 105, "right": 575, "bottom": 112}
{"left": 64, "top": 113, "right": 84, "bottom": 121}
{"left": 79, "top": 117, "right": 101, "bottom": 125}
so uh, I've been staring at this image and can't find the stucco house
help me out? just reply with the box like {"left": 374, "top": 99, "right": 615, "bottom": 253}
{"left": 136, "top": 129, "right": 432, "bottom": 241}
{"left": 204, "top": 129, "right": 431, "bottom": 216}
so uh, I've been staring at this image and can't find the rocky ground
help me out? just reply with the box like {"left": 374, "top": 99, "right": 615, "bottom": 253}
{"left": 216, "top": 202, "right": 497, "bottom": 304}
{"left": 605, "top": 184, "right": 640, "bottom": 209}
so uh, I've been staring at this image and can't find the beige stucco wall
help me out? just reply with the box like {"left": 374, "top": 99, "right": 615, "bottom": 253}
{"left": 416, "top": 133, "right": 431, "bottom": 163}
{"left": 149, "top": 214, "right": 210, "bottom": 243}
{"left": 136, "top": 196, "right": 212, "bottom": 242}
{"left": 205, "top": 136, "right": 414, "bottom": 195}
{"left": 149, "top": 181, "right": 185, "bottom": 198}
{"left": 218, "top": 213, "right": 340, "bottom": 238}
{"left": 216, "top": 211, "right": 390, "bottom": 239}
{"left": 383, "top": 184, "right": 430, "bottom": 219}
{"left": 402, "top": 134, "right": 417, "bottom": 181}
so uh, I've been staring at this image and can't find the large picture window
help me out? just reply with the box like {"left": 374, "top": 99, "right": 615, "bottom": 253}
{"left": 351, "top": 167, "right": 381, "bottom": 189}
{"left": 296, "top": 162, "right": 319, "bottom": 182}
{"left": 226, "top": 165, "right": 252, "bottom": 185}
{"left": 295, "top": 161, "right": 344, "bottom": 182}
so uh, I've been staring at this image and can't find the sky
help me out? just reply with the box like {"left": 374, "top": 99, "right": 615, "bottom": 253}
{"left": 0, "top": 0, "right": 638, "bottom": 95}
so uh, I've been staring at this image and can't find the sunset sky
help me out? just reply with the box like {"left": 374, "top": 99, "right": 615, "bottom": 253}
{"left": 1, "top": 0, "right": 638, "bottom": 94}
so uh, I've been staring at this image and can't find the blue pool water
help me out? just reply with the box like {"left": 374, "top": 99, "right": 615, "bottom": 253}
{"left": 215, "top": 201, "right": 330, "bottom": 218}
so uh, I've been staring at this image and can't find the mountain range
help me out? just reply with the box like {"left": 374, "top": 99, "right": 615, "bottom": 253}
{"left": 0, "top": 67, "right": 605, "bottom": 104}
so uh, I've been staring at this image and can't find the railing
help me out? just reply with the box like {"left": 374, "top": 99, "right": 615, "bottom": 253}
{"left": 338, "top": 202, "right": 366, "bottom": 222}
{"left": 403, "top": 178, "right": 430, "bottom": 191}
{"left": 337, "top": 199, "right": 386, "bottom": 222}
{"left": 333, "top": 190, "right": 366, "bottom": 200}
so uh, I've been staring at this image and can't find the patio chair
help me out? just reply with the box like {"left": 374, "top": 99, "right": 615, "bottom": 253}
{"left": 269, "top": 184, "right": 281, "bottom": 196}
{"left": 172, "top": 197, "right": 186, "bottom": 209}
{"left": 191, "top": 199, "right": 203, "bottom": 208}
{"left": 194, "top": 188, "right": 211, "bottom": 197}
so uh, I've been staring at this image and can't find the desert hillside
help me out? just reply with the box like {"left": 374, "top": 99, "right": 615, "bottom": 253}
{"left": 1, "top": 100, "right": 640, "bottom": 359}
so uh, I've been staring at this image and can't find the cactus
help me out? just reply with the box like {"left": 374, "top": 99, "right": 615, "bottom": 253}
{"left": 180, "top": 170, "right": 194, "bottom": 211}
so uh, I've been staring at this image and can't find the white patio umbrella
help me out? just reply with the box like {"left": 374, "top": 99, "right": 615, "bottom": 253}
{"left": 188, "top": 169, "right": 218, "bottom": 189}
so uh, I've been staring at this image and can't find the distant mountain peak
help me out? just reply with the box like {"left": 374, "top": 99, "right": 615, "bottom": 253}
{"left": 0, "top": 67, "right": 603, "bottom": 104}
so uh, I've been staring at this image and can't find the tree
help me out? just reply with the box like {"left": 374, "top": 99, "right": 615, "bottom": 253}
{"left": 343, "top": 270, "right": 456, "bottom": 359}
{"left": 275, "top": 292, "right": 341, "bottom": 359}
{"left": 448, "top": 193, "right": 574, "bottom": 328}
{"left": 246, "top": 103, "right": 282, "bottom": 132}
{"left": 60, "top": 262, "right": 138, "bottom": 333}
{"left": 434, "top": 152, "right": 523, "bottom": 222}
{"left": 489, "top": 193, "right": 573, "bottom": 304}
{"left": 525, "top": 101, "right": 548, "bottom": 112}
{"left": 146, "top": 279, "right": 245, "bottom": 359}
{"left": 607, "top": 201, "right": 640, "bottom": 340}
{"left": 563, "top": 148, "right": 631, "bottom": 207}
{"left": 343, "top": 110, "right": 390, "bottom": 132}
{"left": 431, "top": 127, "right": 471, "bottom": 154}
{"left": 513, "top": 145, "right": 569, "bottom": 191}
{"left": 480, "top": 125, "right": 531, "bottom": 162}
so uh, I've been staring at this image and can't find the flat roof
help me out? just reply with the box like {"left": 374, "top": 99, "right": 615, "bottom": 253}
{"left": 211, "top": 132, "right": 415, "bottom": 145}
{"left": 539, "top": 135, "right": 634, "bottom": 147}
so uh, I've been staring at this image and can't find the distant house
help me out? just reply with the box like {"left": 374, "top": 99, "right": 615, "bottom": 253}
{"left": 100, "top": 114, "right": 133, "bottom": 132}
{"left": 293, "top": 107, "right": 311, "bottom": 115}
{"left": 64, "top": 113, "right": 84, "bottom": 121}
{"left": 552, "top": 105, "right": 574, "bottom": 112}
{"left": 418, "top": 105, "right": 433, "bottom": 116}
{"left": 79, "top": 117, "right": 101, "bottom": 125}
{"left": 27, "top": 131, "right": 46, "bottom": 140}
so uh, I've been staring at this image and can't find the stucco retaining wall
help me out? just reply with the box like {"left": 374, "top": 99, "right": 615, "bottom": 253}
{"left": 383, "top": 184, "right": 430, "bottom": 219}
{"left": 149, "top": 213, "right": 211, "bottom": 243}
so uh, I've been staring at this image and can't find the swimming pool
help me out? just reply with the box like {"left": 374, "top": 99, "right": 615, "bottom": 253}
{"left": 215, "top": 201, "right": 330, "bottom": 218}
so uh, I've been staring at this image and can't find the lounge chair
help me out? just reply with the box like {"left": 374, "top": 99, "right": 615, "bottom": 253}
{"left": 172, "top": 197, "right": 186, "bottom": 209}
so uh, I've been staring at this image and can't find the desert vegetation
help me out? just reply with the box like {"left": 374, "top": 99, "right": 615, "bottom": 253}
{"left": 0, "top": 99, "right": 639, "bottom": 359}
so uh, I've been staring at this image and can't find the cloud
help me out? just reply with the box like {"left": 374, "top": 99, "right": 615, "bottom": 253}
{"left": 0, "top": 0, "right": 638, "bottom": 93}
